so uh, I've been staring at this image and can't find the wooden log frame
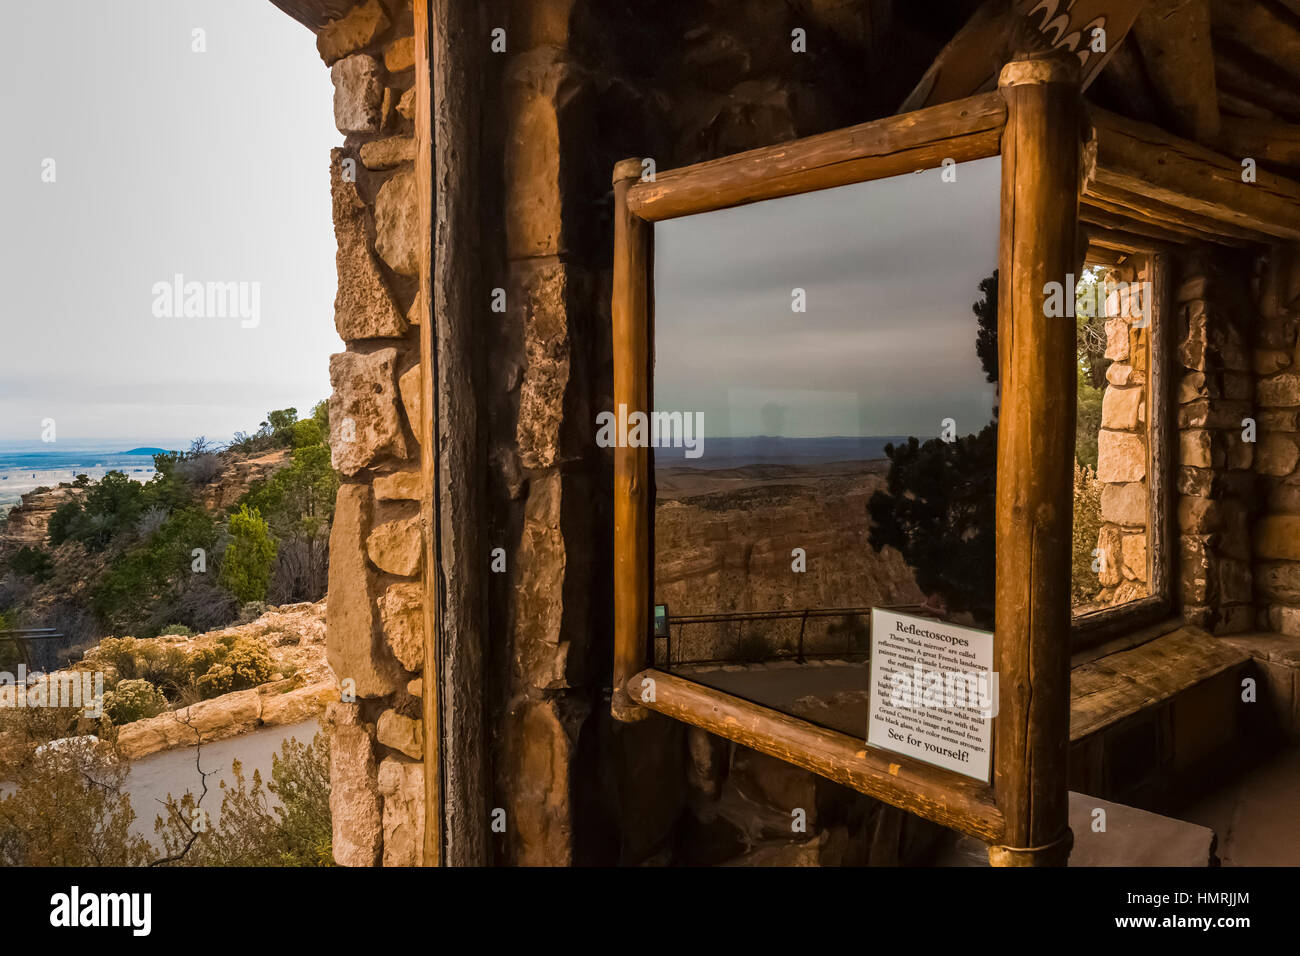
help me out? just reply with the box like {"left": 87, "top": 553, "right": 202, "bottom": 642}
{"left": 414, "top": 0, "right": 442, "bottom": 869}
{"left": 625, "top": 92, "right": 1008, "bottom": 222}
{"left": 610, "top": 157, "right": 654, "bottom": 723}
{"left": 627, "top": 669, "right": 1004, "bottom": 841}
{"left": 990, "top": 55, "right": 1082, "bottom": 866}
{"left": 1083, "top": 105, "right": 1300, "bottom": 242}
{"left": 417, "top": 0, "right": 490, "bottom": 867}
{"left": 611, "top": 71, "right": 1089, "bottom": 861}
{"left": 1071, "top": 252, "right": 1177, "bottom": 652}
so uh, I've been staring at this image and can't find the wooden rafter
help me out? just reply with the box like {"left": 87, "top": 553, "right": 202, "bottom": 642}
{"left": 1086, "top": 106, "right": 1300, "bottom": 241}
{"left": 1131, "top": 0, "right": 1220, "bottom": 142}
{"left": 1217, "top": 117, "right": 1300, "bottom": 169}
{"left": 1085, "top": 223, "right": 1179, "bottom": 255}
{"left": 1215, "top": 43, "right": 1300, "bottom": 123}
{"left": 1080, "top": 204, "right": 1196, "bottom": 244}
{"left": 1209, "top": 0, "right": 1300, "bottom": 88}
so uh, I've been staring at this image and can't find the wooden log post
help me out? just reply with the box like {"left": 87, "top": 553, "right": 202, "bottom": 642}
{"left": 989, "top": 53, "right": 1082, "bottom": 867}
{"left": 611, "top": 158, "right": 653, "bottom": 723}
{"left": 413, "top": 0, "right": 442, "bottom": 868}
{"left": 419, "top": 0, "right": 490, "bottom": 867}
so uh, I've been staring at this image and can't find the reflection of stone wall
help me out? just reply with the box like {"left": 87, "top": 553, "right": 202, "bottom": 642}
{"left": 1176, "top": 249, "right": 1255, "bottom": 634}
{"left": 307, "top": 0, "right": 428, "bottom": 867}
{"left": 1094, "top": 263, "right": 1151, "bottom": 607}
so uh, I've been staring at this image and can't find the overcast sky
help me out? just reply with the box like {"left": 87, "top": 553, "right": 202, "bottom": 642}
{"left": 0, "top": 0, "right": 339, "bottom": 447}
{"left": 655, "top": 156, "right": 1001, "bottom": 440}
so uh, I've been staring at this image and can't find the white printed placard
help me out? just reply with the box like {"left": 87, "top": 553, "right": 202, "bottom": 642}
{"left": 867, "top": 608, "right": 995, "bottom": 782}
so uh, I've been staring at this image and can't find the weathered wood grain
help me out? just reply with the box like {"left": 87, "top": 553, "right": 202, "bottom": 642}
{"left": 611, "top": 159, "right": 653, "bottom": 723}
{"left": 422, "top": 0, "right": 489, "bottom": 866}
{"left": 625, "top": 92, "right": 1007, "bottom": 222}
{"left": 1088, "top": 105, "right": 1300, "bottom": 240}
{"left": 992, "top": 53, "right": 1083, "bottom": 866}
{"left": 1132, "top": 0, "right": 1220, "bottom": 142}
{"left": 628, "top": 669, "right": 1006, "bottom": 842}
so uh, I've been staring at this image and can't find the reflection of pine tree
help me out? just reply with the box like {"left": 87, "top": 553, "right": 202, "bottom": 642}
{"left": 867, "top": 272, "right": 998, "bottom": 629}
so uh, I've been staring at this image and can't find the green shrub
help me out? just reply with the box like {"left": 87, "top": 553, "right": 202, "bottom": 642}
{"left": 195, "top": 636, "right": 274, "bottom": 697}
{"left": 0, "top": 711, "right": 151, "bottom": 866}
{"left": 1072, "top": 461, "right": 1104, "bottom": 605}
{"left": 103, "top": 678, "right": 168, "bottom": 724}
{"left": 47, "top": 471, "right": 147, "bottom": 551}
{"left": 219, "top": 506, "right": 277, "bottom": 604}
{"left": 159, "top": 624, "right": 195, "bottom": 637}
{"left": 155, "top": 732, "right": 333, "bottom": 866}
{"left": 8, "top": 546, "right": 54, "bottom": 582}
{"left": 290, "top": 419, "right": 323, "bottom": 449}
{"left": 91, "top": 506, "right": 220, "bottom": 635}
{"left": 83, "top": 636, "right": 207, "bottom": 699}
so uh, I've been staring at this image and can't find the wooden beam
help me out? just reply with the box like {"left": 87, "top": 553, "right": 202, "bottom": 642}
{"left": 414, "top": 0, "right": 442, "bottom": 871}
{"left": 1216, "top": 116, "right": 1300, "bottom": 168}
{"left": 1085, "top": 223, "right": 1179, "bottom": 254}
{"left": 1209, "top": 0, "right": 1300, "bottom": 88}
{"left": 1086, "top": 245, "right": 1129, "bottom": 268}
{"left": 1218, "top": 89, "right": 1276, "bottom": 122}
{"left": 1081, "top": 188, "right": 1252, "bottom": 245}
{"left": 424, "top": 0, "right": 489, "bottom": 867}
{"left": 628, "top": 669, "right": 1006, "bottom": 842}
{"left": 1079, "top": 203, "right": 1198, "bottom": 243}
{"left": 1087, "top": 106, "right": 1300, "bottom": 240}
{"left": 610, "top": 158, "right": 652, "bottom": 724}
{"left": 1092, "top": 36, "right": 1164, "bottom": 124}
{"left": 267, "top": 0, "right": 354, "bottom": 31}
{"left": 992, "top": 53, "right": 1083, "bottom": 867}
{"left": 1131, "top": 0, "right": 1220, "bottom": 142}
{"left": 625, "top": 92, "right": 1006, "bottom": 222}
{"left": 1215, "top": 43, "right": 1300, "bottom": 123}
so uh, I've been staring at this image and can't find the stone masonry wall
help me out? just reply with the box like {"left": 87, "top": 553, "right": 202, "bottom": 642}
{"left": 481, "top": 0, "right": 970, "bottom": 865}
{"left": 1252, "top": 246, "right": 1300, "bottom": 637}
{"left": 311, "top": 0, "right": 427, "bottom": 867}
{"left": 1176, "top": 247, "right": 1256, "bottom": 635}
{"left": 1094, "top": 261, "right": 1152, "bottom": 607}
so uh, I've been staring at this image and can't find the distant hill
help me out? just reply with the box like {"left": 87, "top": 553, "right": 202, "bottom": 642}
{"left": 120, "top": 447, "right": 173, "bottom": 456}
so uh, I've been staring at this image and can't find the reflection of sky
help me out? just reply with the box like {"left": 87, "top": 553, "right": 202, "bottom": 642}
{"left": 654, "top": 156, "right": 1001, "bottom": 440}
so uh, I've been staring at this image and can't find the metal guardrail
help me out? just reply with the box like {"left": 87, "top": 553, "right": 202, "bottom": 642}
{"left": 0, "top": 629, "right": 65, "bottom": 670}
{"left": 654, "top": 604, "right": 930, "bottom": 669}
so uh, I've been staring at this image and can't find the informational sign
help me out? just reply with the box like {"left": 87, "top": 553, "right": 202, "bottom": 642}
{"left": 899, "top": 0, "right": 1147, "bottom": 113}
{"left": 867, "top": 608, "right": 996, "bottom": 782}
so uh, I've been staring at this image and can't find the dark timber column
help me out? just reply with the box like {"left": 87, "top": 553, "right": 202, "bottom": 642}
{"left": 989, "top": 53, "right": 1082, "bottom": 867}
{"left": 611, "top": 158, "right": 652, "bottom": 723}
{"left": 418, "top": 0, "right": 489, "bottom": 866}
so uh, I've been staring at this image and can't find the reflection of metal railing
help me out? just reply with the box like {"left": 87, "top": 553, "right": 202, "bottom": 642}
{"left": 656, "top": 605, "right": 929, "bottom": 669}
{"left": 0, "top": 629, "right": 64, "bottom": 670}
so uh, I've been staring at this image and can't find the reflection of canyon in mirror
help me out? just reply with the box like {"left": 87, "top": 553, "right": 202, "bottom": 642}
{"left": 652, "top": 157, "right": 1000, "bottom": 738}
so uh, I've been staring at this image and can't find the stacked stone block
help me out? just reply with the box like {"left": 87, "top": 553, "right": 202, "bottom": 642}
{"left": 1175, "top": 249, "right": 1256, "bottom": 635}
{"left": 1094, "top": 262, "right": 1152, "bottom": 606}
{"left": 1253, "top": 246, "right": 1300, "bottom": 638}
{"left": 316, "top": 0, "right": 427, "bottom": 867}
